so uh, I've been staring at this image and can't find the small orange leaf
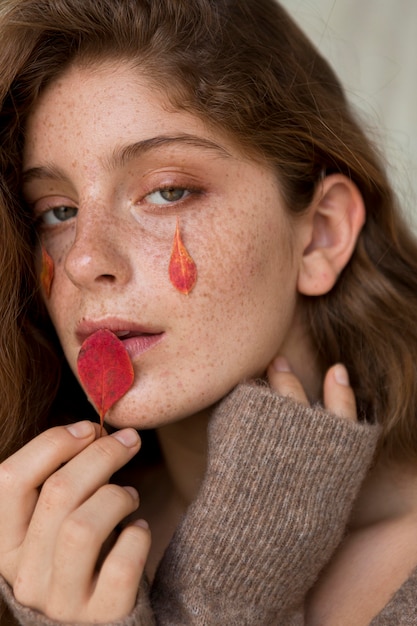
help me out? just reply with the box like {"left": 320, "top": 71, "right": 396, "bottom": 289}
{"left": 169, "top": 217, "right": 197, "bottom": 295}
{"left": 40, "top": 246, "right": 54, "bottom": 298}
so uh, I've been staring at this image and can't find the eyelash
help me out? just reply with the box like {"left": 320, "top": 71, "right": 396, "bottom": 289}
{"left": 30, "top": 182, "right": 204, "bottom": 230}
{"left": 141, "top": 184, "right": 203, "bottom": 209}
{"left": 32, "top": 204, "right": 77, "bottom": 229}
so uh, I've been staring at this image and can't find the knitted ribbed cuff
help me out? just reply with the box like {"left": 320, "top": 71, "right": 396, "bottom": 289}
{"left": 0, "top": 575, "right": 155, "bottom": 626}
{"left": 153, "top": 383, "right": 380, "bottom": 624}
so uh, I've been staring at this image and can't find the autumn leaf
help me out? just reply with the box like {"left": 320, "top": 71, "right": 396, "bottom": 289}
{"left": 40, "top": 246, "right": 54, "bottom": 298}
{"left": 169, "top": 217, "right": 197, "bottom": 294}
{"left": 77, "top": 329, "right": 134, "bottom": 435}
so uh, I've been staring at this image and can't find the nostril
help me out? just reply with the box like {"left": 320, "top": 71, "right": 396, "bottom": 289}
{"left": 97, "top": 274, "right": 117, "bottom": 282}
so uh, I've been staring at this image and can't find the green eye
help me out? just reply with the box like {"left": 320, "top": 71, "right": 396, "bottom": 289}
{"left": 160, "top": 188, "right": 187, "bottom": 201}
{"left": 42, "top": 206, "right": 78, "bottom": 224}
{"left": 146, "top": 187, "right": 190, "bottom": 205}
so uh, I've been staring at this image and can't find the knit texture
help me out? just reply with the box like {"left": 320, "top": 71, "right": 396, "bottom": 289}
{"left": 370, "top": 566, "right": 417, "bottom": 624}
{"left": 0, "top": 577, "right": 155, "bottom": 626}
{"left": 151, "top": 383, "right": 379, "bottom": 624}
{"left": 2, "top": 384, "right": 416, "bottom": 624}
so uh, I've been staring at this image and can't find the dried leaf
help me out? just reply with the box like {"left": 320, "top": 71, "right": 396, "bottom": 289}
{"left": 169, "top": 217, "right": 197, "bottom": 294}
{"left": 77, "top": 329, "right": 134, "bottom": 435}
{"left": 40, "top": 246, "right": 54, "bottom": 298}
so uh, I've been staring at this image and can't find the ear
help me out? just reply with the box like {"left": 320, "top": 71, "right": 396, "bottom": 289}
{"left": 298, "top": 174, "right": 365, "bottom": 296}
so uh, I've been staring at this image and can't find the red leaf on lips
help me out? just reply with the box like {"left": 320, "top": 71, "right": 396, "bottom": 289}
{"left": 169, "top": 217, "right": 197, "bottom": 295}
{"left": 77, "top": 329, "right": 134, "bottom": 436}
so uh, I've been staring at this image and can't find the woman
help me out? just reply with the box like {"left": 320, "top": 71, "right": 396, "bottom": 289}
{"left": 0, "top": 0, "right": 416, "bottom": 623}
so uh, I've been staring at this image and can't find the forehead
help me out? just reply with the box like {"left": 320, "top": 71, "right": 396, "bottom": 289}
{"left": 23, "top": 60, "right": 241, "bottom": 165}
{"left": 22, "top": 60, "right": 286, "bottom": 220}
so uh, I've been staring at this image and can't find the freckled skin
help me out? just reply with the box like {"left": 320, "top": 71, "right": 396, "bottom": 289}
{"left": 22, "top": 60, "right": 307, "bottom": 430}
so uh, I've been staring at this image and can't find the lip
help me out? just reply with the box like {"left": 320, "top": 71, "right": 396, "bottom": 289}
{"left": 120, "top": 333, "right": 164, "bottom": 359}
{"left": 76, "top": 318, "right": 165, "bottom": 359}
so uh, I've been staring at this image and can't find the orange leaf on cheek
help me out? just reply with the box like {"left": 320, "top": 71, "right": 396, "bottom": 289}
{"left": 169, "top": 217, "right": 197, "bottom": 295}
{"left": 77, "top": 329, "right": 135, "bottom": 436}
{"left": 40, "top": 245, "right": 54, "bottom": 298}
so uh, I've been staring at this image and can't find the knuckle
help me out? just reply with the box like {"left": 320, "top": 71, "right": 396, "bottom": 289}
{"left": 92, "top": 437, "right": 120, "bottom": 462}
{"left": 40, "top": 428, "right": 70, "bottom": 454}
{"left": 106, "top": 554, "right": 140, "bottom": 588}
{"left": 40, "top": 472, "right": 73, "bottom": 507}
{"left": 44, "top": 589, "right": 83, "bottom": 624}
{"left": 95, "top": 484, "right": 139, "bottom": 520}
{"left": 59, "top": 514, "right": 95, "bottom": 548}
{"left": 13, "top": 575, "right": 40, "bottom": 609}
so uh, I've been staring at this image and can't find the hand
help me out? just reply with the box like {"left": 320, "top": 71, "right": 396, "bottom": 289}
{"left": 267, "top": 356, "right": 357, "bottom": 422}
{"left": 0, "top": 422, "right": 151, "bottom": 623}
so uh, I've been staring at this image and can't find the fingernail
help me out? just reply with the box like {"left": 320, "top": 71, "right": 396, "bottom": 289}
{"left": 273, "top": 356, "right": 291, "bottom": 372}
{"left": 133, "top": 519, "right": 149, "bottom": 530}
{"left": 123, "top": 486, "right": 139, "bottom": 500}
{"left": 112, "top": 428, "right": 140, "bottom": 447}
{"left": 66, "top": 421, "right": 94, "bottom": 438}
{"left": 334, "top": 364, "right": 350, "bottom": 386}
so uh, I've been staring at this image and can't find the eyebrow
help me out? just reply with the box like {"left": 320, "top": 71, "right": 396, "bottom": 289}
{"left": 22, "top": 134, "right": 232, "bottom": 184}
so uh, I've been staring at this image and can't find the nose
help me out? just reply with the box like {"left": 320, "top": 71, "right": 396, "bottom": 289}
{"left": 64, "top": 210, "right": 132, "bottom": 290}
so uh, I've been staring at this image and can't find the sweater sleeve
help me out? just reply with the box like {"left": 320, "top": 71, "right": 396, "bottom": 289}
{"left": 0, "top": 576, "right": 155, "bottom": 626}
{"left": 151, "top": 383, "right": 380, "bottom": 625}
{"left": 0, "top": 383, "right": 381, "bottom": 626}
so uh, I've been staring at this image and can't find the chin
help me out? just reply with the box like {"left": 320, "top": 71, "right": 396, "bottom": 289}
{"left": 102, "top": 382, "right": 224, "bottom": 431}
{"left": 102, "top": 399, "right": 188, "bottom": 430}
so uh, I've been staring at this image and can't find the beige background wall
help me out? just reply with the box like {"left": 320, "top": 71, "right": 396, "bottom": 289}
{"left": 280, "top": 0, "right": 417, "bottom": 222}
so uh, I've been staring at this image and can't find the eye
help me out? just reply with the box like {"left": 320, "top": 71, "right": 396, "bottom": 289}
{"left": 145, "top": 187, "right": 190, "bottom": 205}
{"left": 40, "top": 205, "right": 78, "bottom": 225}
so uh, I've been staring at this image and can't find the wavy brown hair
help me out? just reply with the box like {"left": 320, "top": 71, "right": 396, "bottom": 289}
{"left": 1, "top": 0, "right": 417, "bottom": 466}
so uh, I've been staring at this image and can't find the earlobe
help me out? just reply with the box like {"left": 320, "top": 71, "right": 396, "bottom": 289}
{"left": 298, "top": 174, "right": 366, "bottom": 296}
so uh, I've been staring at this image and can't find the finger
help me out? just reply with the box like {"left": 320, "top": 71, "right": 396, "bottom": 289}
{"left": 0, "top": 421, "right": 98, "bottom": 496}
{"left": 267, "top": 356, "right": 309, "bottom": 406}
{"left": 323, "top": 364, "right": 357, "bottom": 421}
{"left": 42, "top": 486, "right": 140, "bottom": 619}
{"left": 0, "top": 422, "right": 98, "bottom": 566}
{"left": 34, "top": 428, "right": 141, "bottom": 521}
{"left": 17, "top": 430, "right": 141, "bottom": 597}
{"left": 92, "top": 520, "right": 151, "bottom": 622}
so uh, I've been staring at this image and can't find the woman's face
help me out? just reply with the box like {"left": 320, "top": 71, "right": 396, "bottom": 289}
{"left": 23, "top": 60, "right": 307, "bottom": 428}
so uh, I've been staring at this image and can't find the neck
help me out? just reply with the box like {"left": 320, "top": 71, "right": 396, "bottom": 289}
{"left": 156, "top": 408, "right": 209, "bottom": 510}
{"left": 349, "top": 455, "right": 417, "bottom": 529}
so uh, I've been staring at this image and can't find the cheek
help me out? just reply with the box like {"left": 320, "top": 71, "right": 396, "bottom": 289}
{"left": 196, "top": 207, "right": 291, "bottom": 303}
{"left": 40, "top": 220, "right": 75, "bottom": 263}
{"left": 167, "top": 219, "right": 298, "bottom": 390}
{"left": 183, "top": 207, "right": 298, "bottom": 374}
{"left": 41, "top": 243, "right": 75, "bottom": 334}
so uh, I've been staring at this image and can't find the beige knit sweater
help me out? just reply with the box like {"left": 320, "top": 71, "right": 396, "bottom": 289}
{"left": 1, "top": 384, "right": 415, "bottom": 625}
